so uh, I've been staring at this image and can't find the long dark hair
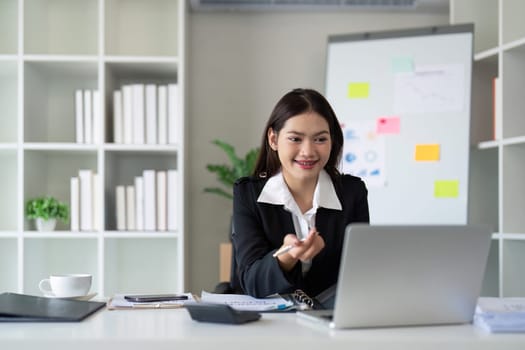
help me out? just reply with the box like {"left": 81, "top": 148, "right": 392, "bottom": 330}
{"left": 252, "top": 88, "right": 344, "bottom": 183}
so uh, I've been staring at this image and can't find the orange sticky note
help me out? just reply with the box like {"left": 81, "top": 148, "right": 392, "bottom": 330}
{"left": 415, "top": 144, "right": 440, "bottom": 161}
{"left": 347, "top": 82, "right": 369, "bottom": 99}
{"left": 434, "top": 180, "right": 459, "bottom": 198}
{"left": 376, "top": 116, "right": 400, "bottom": 134}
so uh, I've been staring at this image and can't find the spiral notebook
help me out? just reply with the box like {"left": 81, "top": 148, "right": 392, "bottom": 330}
{"left": 297, "top": 224, "right": 492, "bottom": 329}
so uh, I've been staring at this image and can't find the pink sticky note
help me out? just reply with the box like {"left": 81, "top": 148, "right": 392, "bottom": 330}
{"left": 376, "top": 116, "right": 400, "bottom": 134}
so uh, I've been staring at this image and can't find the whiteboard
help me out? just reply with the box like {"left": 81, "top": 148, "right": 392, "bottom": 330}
{"left": 325, "top": 24, "right": 473, "bottom": 225}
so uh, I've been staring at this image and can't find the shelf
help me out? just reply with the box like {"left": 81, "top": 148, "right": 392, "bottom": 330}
{"left": 495, "top": 233, "right": 525, "bottom": 240}
{"left": 502, "top": 0, "right": 525, "bottom": 45}
{"left": 24, "top": 0, "right": 98, "bottom": 55}
{"left": 480, "top": 239, "right": 499, "bottom": 297}
{"left": 502, "top": 49, "right": 525, "bottom": 139}
{"left": 104, "top": 237, "right": 181, "bottom": 295}
{"left": 24, "top": 61, "right": 98, "bottom": 143}
{"left": 23, "top": 143, "right": 99, "bottom": 151}
{"left": 0, "top": 237, "right": 18, "bottom": 292}
{"left": 104, "top": 0, "right": 180, "bottom": 57}
{"left": 23, "top": 237, "right": 99, "bottom": 296}
{"left": 470, "top": 58, "right": 498, "bottom": 145}
{"left": 1, "top": 0, "right": 186, "bottom": 298}
{"left": 103, "top": 231, "right": 180, "bottom": 238}
{"left": 502, "top": 239, "right": 525, "bottom": 296}
{"left": 22, "top": 231, "right": 99, "bottom": 238}
{"left": 0, "top": 151, "right": 18, "bottom": 231}
{"left": 0, "top": 61, "right": 18, "bottom": 143}
{"left": 103, "top": 144, "right": 178, "bottom": 152}
{"left": 501, "top": 143, "right": 525, "bottom": 233}
{"left": 104, "top": 151, "right": 177, "bottom": 231}
{"left": 24, "top": 150, "right": 97, "bottom": 231}
{"left": 23, "top": 55, "right": 99, "bottom": 63}
{"left": 0, "top": 0, "right": 18, "bottom": 55}
{"left": 474, "top": 47, "right": 499, "bottom": 62}
{"left": 468, "top": 147, "right": 498, "bottom": 231}
{"left": 453, "top": 0, "right": 525, "bottom": 298}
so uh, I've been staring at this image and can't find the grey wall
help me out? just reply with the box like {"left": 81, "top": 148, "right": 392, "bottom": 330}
{"left": 187, "top": 10, "right": 449, "bottom": 293}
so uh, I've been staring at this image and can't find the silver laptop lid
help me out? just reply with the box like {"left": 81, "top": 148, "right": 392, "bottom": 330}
{"left": 331, "top": 224, "right": 492, "bottom": 329}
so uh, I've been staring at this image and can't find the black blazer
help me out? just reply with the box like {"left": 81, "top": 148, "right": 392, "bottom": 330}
{"left": 232, "top": 174, "right": 369, "bottom": 298}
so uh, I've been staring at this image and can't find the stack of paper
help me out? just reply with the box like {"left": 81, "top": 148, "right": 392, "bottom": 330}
{"left": 474, "top": 297, "right": 525, "bottom": 333}
{"left": 200, "top": 291, "right": 294, "bottom": 312}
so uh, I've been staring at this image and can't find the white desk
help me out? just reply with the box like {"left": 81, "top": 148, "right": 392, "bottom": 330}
{"left": 1, "top": 307, "right": 524, "bottom": 350}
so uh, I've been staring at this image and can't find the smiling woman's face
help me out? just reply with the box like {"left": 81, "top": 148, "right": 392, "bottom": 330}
{"left": 267, "top": 111, "right": 332, "bottom": 185}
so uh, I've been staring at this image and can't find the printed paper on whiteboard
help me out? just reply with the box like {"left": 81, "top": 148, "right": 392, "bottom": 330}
{"left": 341, "top": 120, "right": 386, "bottom": 188}
{"left": 393, "top": 64, "right": 465, "bottom": 114}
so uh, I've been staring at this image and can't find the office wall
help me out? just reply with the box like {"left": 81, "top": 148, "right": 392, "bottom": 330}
{"left": 187, "top": 10, "right": 449, "bottom": 293}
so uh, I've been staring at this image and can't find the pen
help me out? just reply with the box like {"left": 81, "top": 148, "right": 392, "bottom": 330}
{"left": 273, "top": 229, "right": 318, "bottom": 258}
{"left": 273, "top": 237, "right": 309, "bottom": 258}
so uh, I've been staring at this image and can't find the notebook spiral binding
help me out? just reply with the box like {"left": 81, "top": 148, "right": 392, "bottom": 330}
{"left": 293, "top": 289, "right": 314, "bottom": 310}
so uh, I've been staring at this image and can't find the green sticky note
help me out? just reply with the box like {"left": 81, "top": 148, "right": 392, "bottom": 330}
{"left": 391, "top": 57, "right": 414, "bottom": 73}
{"left": 347, "top": 82, "right": 369, "bottom": 99}
{"left": 434, "top": 180, "right": 459, "bottom": 198}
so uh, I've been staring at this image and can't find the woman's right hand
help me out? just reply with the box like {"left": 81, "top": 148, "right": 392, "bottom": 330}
{"left": 275, "top": 227, "right": 325, "bottom": 271}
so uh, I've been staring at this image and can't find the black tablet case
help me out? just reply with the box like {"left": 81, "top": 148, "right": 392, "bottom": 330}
{"left": 0, "top": 292, "right": 105, "bottom": 322}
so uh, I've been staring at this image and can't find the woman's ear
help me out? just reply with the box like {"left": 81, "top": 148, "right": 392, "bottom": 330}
{"left": 267, "top": 128, "right": 278, "bottom": 151}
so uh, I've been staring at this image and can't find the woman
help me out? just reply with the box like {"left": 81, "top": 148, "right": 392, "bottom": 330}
{"left": 232, "top": 88, "right": 369, "bottom": 298}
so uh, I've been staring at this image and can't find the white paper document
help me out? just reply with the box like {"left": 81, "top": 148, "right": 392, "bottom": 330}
{"left": 200, "top": 291, "right": 293, "bottom": 311}
{"left": 474, "top": 297, "right": 525, "bottom": 333}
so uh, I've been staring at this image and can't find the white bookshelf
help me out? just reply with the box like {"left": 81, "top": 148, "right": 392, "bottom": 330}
{"left": 451, "top": 0, "right": 525, "bottom": 297}
{"left": 0, "top": 0, "right": 186, "bottom": 297}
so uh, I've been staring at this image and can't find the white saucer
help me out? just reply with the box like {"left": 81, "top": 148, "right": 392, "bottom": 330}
{"left": 43, "top": 292, "right": 97, "bottom": 301}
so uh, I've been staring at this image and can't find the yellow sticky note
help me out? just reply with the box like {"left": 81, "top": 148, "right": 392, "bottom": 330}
{"left": 347, "top": 82, "right": 369, "bottom": 99}
{"left": 434, "top": 180, "right": 459, "bottom": 198}
{"left": 415, "top": 144, "right": 440, "bottom": 161}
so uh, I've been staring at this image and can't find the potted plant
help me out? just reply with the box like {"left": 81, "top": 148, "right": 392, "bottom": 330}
{"left": 204, "top": 139, "right": 259, "bottom": 200}
{"left": 25, "top": 196, "right": 69, "bottom": 232}
{"left": 205, "top": 139, "right": 259, "bottom": 293}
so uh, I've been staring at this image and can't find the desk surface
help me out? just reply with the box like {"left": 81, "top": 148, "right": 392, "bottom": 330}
{"left": 1, "top": 307, "right": 524, "bottom": 350}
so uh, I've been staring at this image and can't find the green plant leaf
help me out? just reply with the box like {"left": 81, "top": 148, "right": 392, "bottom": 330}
{"left": 25, "top": 196, "right": 69, "bottom": 223}
{"left": 205, "top": 139, "right": 259, "bottom": 201}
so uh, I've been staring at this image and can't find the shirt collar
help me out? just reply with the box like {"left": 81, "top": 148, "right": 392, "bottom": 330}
{"left": 257, "top": 170, "right": 342, "bottom": 211}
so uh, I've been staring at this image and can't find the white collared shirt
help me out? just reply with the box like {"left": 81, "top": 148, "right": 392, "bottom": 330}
{"left": 257, "top": 170, "right": 342, "bottom": 274}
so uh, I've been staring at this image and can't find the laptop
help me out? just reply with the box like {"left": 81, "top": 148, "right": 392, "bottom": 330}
{"left": 297, "top": 224, "right": 492, "bottom": 329}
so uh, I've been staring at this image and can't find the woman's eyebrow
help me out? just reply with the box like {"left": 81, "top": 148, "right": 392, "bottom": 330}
{"left": 285, "top": 130, "right": 330, "bottom": 137}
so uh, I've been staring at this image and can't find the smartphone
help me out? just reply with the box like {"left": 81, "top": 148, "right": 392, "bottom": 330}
{"left": 124, "top": 294, "right": 188, "bottom": 303}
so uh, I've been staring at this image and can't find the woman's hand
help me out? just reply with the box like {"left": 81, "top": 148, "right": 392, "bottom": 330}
{"left": 275, "top": 227, "right": 325, "bottom": 271}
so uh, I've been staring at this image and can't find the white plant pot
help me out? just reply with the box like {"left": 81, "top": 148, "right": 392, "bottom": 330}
{"left": 35, "top": 218, "right": 57, "bottom": 232}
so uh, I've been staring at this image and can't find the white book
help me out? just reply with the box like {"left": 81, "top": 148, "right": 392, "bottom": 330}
{"left": 156, "top": 171, "right": 167, "bottom": 231}
{"left": 126, "top": 185, "right": 136, "bottom": 231}
{"left": 157, "top": 85, "right": 168, "bottom": 145}
{"left": 143, "top": 169, "right": 156, "bottom": 231}
{"left": 167, "top": 169, "right": 179, "bottom": 231}
{"left": 83, "top": 90, "right": 92, "bottom": 144}
{"left": 75, "top": 90, "right": 84, "bottom": 144}
{"left": 79, "top": 169, "right": 93, "bottom": 231}
{"left": 113, "top": 90, "right": 123, "bottom": 144}
{"left": 168, "top": 84, "right": 179, "bottom": 145}
{"left": 70, "top": 177, "right": 80, "bottom": 231}
{"left": 132, "top": 84, "right": 145, "bottom": 145}
{"left": 135, "top": 176, "right": 144, "bottom": 231}
{"left": 122, "top": 85, "right": 133, "bottom": 144}
{"left": 145, "top": 84, "right": 158, "bottom": 145}
{"left": 116, "top": 185, "right": 126, "bottom": 231}
{"left": 92, "top": 90, "right": 101, "bottom": 144}
{"left": 92, "top": 173, "right": 100, "bottom": 231}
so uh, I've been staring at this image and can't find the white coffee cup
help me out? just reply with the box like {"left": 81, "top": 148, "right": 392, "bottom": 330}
{"left": 38, "top": 273, "right": 92, "bottom": 298}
